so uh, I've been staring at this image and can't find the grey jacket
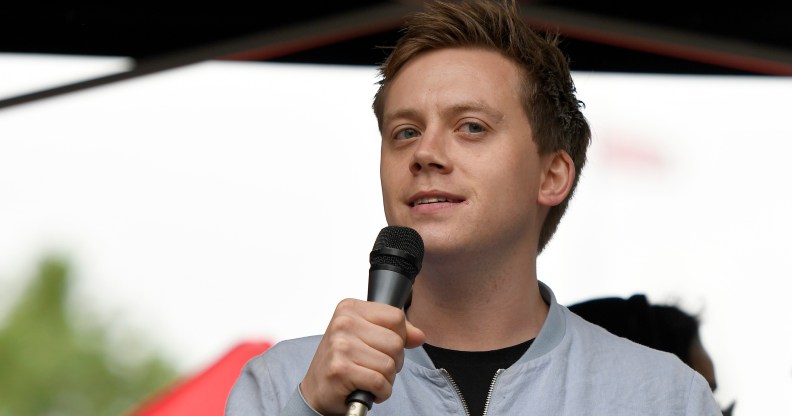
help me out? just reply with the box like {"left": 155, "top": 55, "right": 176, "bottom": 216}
{"left": 226, "top": 283, "right": 721, "bottom": 415}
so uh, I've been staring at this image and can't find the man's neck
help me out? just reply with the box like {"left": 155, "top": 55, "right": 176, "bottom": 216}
{"left": 406, "top": 252, "right": 548, "bottom": 352}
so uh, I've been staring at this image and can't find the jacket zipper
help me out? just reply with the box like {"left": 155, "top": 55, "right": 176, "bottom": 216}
{"left": 440, "top": 369, "right": 471, "bottom": 416}
{"left": 482, "top": 369, "right": 504, "bottom": 416}
{"left": 440, "top": 368, "right": 504, "bottom": 416}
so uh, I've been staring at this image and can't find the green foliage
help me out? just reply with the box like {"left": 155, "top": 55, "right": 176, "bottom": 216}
{"left": 0, "top": 256, "right": 181, "bottom": 416}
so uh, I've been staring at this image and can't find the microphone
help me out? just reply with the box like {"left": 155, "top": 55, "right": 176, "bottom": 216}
{"left": 345, "top": 225, "right": 424, "bottom": 416}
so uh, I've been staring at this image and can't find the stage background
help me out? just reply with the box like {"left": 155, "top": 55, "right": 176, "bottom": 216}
{"left": 2, "top": 53, "right": 790, "bottom": 414}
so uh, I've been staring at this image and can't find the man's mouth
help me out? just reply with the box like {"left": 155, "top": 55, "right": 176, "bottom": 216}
{"left": 410, "top": 197, "right": 464, "bottom": 207}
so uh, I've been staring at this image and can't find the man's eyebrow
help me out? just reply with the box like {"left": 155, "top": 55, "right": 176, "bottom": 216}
{"left": 443, "top": 102, "right": 505, "bottom": 123}
{"left": 382, "top": 108, "right": 422, "bottom": 126}
{"left": 383, "top": 102, "right": 505, "bottom": 126}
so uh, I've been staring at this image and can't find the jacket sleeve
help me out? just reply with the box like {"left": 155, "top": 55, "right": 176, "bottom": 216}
{"left": 225, "top": 361, "right": 322, "bottom": 416}
{"left": 225, "top": 339, "right": 322, "bottom": 416}
{"left": 685, "top": 373, "right": 722, "bottom": 416}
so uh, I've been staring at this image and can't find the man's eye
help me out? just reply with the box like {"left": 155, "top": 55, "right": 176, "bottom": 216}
{"left": 461, "top": 122, "right": 485, "bottom": 133}
{"left": 395, "top": 128, "right": 420, "bottom": 140}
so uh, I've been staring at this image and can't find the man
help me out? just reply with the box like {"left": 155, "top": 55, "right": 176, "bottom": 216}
{"left": 226, "top": 0, "right": 721, "bottom": 414}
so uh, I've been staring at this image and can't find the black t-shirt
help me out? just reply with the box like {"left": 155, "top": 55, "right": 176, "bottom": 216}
{"left": 423, "top": 338, "right": 534, "bottom": 416}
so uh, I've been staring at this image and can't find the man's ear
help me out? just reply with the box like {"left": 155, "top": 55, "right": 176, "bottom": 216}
{"left": 538, "top": 150, "right": 575, "bottom": 207}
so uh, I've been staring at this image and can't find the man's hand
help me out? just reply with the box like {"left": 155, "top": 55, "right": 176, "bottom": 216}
{"left": 299, "top": 299, "right": 425, "bottom": 415}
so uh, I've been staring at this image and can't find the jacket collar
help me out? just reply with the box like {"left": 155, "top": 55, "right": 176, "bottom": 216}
{"left": 405, "top": 281, "right": 566, "bottom": 368}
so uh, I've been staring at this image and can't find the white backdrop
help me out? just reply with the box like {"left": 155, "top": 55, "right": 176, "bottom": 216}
{"left": 2, "top": 54, "right": 791, "bottom": 414}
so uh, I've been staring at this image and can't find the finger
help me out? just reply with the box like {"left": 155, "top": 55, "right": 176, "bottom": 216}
{"left": 321, "top": 338, "right": 396, "bottom": 404}
{"left": 324, "top": 305, "right": 406, "bottom": 379}
{"left": 357, "top": 301, "right": 410, "bottom": 333}
{"left": 326, "top": 305, "right": 405, "bottom": 354}
{"left": 335, "top": 299, "right": 411, "bottom": 347}
{"left": 330, "top": 318, "right": 406, "bottom": 377}
{"left": 347, "top": 340, "right": 401, "bottom": 386}
{"left": 304, "top": 347, "right": 394, "bottom": 413}
{"left": 405, "top": 320, "right": 426, "bottom": 349}
{"left": 333, "top": 299, "right": 407, "bottom": 332}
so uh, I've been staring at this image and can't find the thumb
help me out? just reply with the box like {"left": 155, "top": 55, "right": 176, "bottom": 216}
{"left": 404, "top": 319, "right": 426, "bottom": 349}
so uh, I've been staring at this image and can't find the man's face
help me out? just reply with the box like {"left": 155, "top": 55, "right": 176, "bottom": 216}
{"left": 379, "top": 47, "right": 552, "bottom": 259}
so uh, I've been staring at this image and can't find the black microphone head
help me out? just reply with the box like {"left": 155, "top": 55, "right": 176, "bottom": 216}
{"left": 370, "top": 225, "right": 424, "bottom": 279}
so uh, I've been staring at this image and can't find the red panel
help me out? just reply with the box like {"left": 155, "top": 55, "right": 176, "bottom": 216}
{"left": 131, "top": 341, "right": 271, "bottom": 416}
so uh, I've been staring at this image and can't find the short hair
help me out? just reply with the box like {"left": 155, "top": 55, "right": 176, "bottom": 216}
{"left": 372, "top": 0, "right": 592, "bottom": 252}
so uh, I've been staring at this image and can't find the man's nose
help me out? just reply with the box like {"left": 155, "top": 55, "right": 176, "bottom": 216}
{"left": 410, "top": 130, "right": 452, "bottom": 175}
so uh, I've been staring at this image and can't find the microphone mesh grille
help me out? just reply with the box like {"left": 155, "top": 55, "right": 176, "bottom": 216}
{"left": 371, "top": 226, "right": 424, "bottom": 277}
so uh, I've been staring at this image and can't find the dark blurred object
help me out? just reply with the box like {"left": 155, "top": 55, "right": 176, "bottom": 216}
{"left": 568, "top": 294, "right": 698, "bottom": 365}
{"left": 722, "top": 400, "right": 736, "bottom": 416}
{"left": 568, "top": 294, "right": 735, "bottom": 415}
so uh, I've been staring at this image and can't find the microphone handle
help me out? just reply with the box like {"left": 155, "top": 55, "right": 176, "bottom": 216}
{"left": 345, "top": 391, "right": 374, "bottom": 416}
{"left": 367, "top": 267, "right": 414, "bottom": 307}
{"left": 344, "top": 268, "right": 414, "bottom": 416}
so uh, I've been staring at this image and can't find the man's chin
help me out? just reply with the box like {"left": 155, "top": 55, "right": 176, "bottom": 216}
{"left": 418, "top": 229, "right": 470, "bottom": 257}
{"left": 382, "top": 220, "right": 470, "bottom": 254}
